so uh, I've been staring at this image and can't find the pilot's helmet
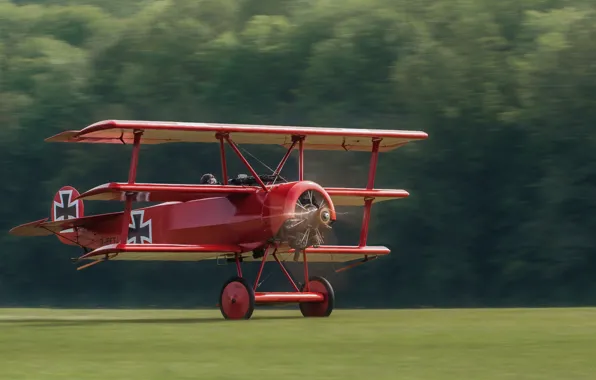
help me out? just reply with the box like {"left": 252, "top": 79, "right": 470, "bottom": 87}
{"left": 200, "top": 173, "right": 217, "bottom": 185}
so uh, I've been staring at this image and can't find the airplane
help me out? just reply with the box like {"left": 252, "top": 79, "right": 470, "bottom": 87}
{"left": 9, "top": 120, "right": 428, "bottom": 320}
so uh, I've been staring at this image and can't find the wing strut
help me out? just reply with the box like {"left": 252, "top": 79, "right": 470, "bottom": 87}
{"left": 120, "top": 129, "right": 143, "bottom": 244}
{"left": 358, "top": 138, "right": 381, "bottom": 247}
{"left": 271, "top": 139, "right": 297, "bottom": 185}
{"left": 298, "top": 136, "right": 305, "bottom": 181}
{"left": 220, "top": 133, "right": 268, "bottom": 192}
{"left": 218, "top": 135, "right": 228, "bottom": 185}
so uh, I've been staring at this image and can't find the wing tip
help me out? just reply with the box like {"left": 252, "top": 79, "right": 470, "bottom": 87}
{"left": 45, "top": 130, "right": 80, "bottom": 143}
{"left": 9, "top": 218, "right": 51, "bottom": 236}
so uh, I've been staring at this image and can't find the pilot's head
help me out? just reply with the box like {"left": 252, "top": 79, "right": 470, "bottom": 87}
{"left": 200, "top": 173, "right": 217, "bottom": 185}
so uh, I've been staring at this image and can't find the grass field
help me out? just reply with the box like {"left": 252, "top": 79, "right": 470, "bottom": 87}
{"left": 0, "top": 308, "right": 595, "bottom": 379}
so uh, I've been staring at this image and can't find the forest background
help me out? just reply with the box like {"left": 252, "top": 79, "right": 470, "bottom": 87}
{"left": 1, "top": 0, "right": 595, "bottom": 308}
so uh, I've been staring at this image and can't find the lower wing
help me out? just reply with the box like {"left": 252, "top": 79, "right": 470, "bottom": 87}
{"left": 77, "top": 243, "right": 389, "bottom": 263}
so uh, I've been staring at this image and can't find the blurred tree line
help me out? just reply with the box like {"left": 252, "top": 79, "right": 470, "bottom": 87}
{"left": 1, "top": 0, "right": 595, "bottom": 308}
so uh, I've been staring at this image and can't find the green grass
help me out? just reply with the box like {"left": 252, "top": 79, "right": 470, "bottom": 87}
{"left": 0, "top": 308, "right": 595, "bottom": 379}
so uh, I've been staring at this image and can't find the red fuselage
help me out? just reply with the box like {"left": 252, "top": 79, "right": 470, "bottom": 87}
{"left": 74, "top": 181, "right": 336, "bottom": 252}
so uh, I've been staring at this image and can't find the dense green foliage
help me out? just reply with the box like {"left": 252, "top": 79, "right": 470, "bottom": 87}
{"left": 1, "top": 0, "right": 595, "bottom": 307}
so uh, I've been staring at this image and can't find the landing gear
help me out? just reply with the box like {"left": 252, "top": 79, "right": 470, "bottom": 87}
{"left": 219, "top": 276, "right": 255, "bottom": 320}
{"left": 217, "top": 186, "right": 337, "bottom": 320}
{"left": 299, "top": 276, "right": 335, "bottom": 317}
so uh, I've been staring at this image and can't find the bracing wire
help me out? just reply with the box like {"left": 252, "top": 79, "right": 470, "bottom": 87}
{"left": 238, "top": 145, "right": 290, "bottom": 183}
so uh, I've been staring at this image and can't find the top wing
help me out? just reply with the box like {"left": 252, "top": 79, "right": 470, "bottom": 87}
{"left": 46, "top": 120, "right": 428, "bottom": 152}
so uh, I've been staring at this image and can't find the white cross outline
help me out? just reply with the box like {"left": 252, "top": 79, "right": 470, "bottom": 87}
{"left": 127, "top": 209, "right": 152, "bottom": 244}
{"left": 54, "top": 189, "right": 79, "bottom": 233}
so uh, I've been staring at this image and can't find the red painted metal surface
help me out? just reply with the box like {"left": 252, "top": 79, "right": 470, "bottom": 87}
{"left": 298, "top": 138, "right": 304, "bottom": 181}
{"left": 253, "top": 246, "right": 273, "bottom": 291}
{"left": 127, "top": 131, "right": 142, "bottom": 184}
{"left": 303, "top": 249, "right": 310, "bottom": 291}
{"left": 218, "top": 136, "right": 228, "bottom": 185}
{"left": 235, "top": 254, "right": 243, "bottom": 278}
{"left": 359, "top": 139, "right": 380, "bottom": 247}
{"left": 359, "top": 199, "right": 373, "bottom": 247}
{"left": 254, "top": 292, "right": 324, "bottom": 304}
{"left": 121, "top": 131, "right": 142, "bottom": 244}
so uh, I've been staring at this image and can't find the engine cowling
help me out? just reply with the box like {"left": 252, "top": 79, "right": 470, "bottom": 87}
{"left": 262, "top": 181, "right": 336, "bottom": 250}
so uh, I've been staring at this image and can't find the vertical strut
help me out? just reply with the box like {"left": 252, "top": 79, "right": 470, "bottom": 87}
{"left": 253, "top": 246, "right": 274, "bottom": 291}
{"left": 298, "top": 137, "right": 304, "bottom": 181}
{"left": 273, "top": 253, "right": 300, "bottom": 292}
{"left": 235, "top": 253, "right": 243, "bottom": 278}
{"left": 218, "top": 135, "right": 228, "bottom": 185}
{"left": 302, "top": 249, "right": 310, "bottom": 291}
{"left": 120, "top": 130, "right": 142, "bottom": 244}
{"left": 358, "top": 138, "right": 381, "bottom": 247}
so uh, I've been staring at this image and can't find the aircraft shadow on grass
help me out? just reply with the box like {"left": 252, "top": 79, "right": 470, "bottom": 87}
{"left": 0, "top": 315, "right": 303, "bottom": 328}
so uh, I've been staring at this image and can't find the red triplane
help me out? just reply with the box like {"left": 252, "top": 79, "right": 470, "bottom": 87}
{"left": 9, "top": 120, "right": 427, "bottom": 319}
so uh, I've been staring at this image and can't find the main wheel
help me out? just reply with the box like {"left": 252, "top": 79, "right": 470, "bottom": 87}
{"left": 219, "top": 276, "right": 255, "bottom": 320}
{"left": 299, "top": 276, "right": 335, "bottom": 317}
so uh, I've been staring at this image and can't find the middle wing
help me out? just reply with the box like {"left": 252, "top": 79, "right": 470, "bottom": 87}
{"left": 76, "top": 182, "right": 410, "bottom": 206}
{"left": 76, "top": 183, "right": 258, "bottom": 202}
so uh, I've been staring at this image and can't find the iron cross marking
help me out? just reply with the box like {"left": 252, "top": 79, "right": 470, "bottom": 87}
{"left": 127, "top": 210, "right": 152, "bottom": 244}
{"left": 54, "top": 191, "right": 78, "bottom": 220}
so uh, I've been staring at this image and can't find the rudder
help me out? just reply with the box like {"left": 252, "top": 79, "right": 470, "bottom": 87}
{"left": 50, "top": 186, "right": 84, "bottom": 245}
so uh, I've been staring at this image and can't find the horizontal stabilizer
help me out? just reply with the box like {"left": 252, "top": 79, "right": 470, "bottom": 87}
{"left": 9, "top": 212, "right": 121, "bottom": 237}
{"left": 79, "top": 243, "right": 244, "bottom": 261}
{"left": 77, "top": 182, "right": 258, "bottom": 202}
{"left": 46, "top": 119, "right": 428, "bottom": 152}
{"left": 9, "top": 218, "right": 52, "bottom": 236}
{"left": 325, "top": 188, "right": 409, "bottom": 206}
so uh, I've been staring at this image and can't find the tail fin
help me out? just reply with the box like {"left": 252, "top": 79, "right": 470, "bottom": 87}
{"left": 50, "top": 186, "right": 84, "bottom": 245}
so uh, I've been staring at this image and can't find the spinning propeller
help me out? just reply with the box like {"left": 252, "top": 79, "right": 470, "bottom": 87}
{"left": 281, "top": 189, "right": 333, "bottom": 251}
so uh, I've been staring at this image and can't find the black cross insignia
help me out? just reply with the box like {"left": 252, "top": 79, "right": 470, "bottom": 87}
{"left": 54, "top": 191, "right": 78, "bottom": 220}
{"left": 127, "top": 210, "right": 152, "bottom": 244}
